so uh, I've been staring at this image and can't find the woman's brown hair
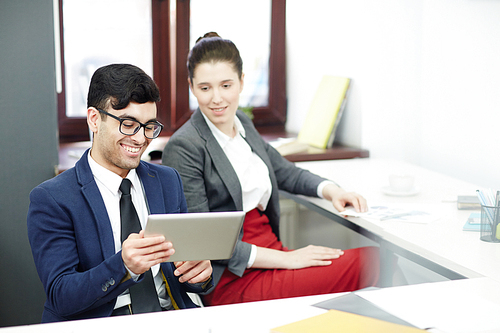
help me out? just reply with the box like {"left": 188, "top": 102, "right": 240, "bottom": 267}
{"left": 187, "top": 32, "right": 243, "bottom": 82}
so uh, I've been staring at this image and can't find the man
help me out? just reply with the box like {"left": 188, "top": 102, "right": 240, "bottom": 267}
{"left": 27, "top": 64, "right": 212, "bottom": 322}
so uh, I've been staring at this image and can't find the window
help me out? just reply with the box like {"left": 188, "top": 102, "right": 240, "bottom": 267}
{"left": 189, "top": 0, "right": 271, "bottom": 110}
{"left": 57, "top": 0, "right": 286, "bottom": 142}
{"left": 57, "top": 0, "right": 153, "bottom": 142}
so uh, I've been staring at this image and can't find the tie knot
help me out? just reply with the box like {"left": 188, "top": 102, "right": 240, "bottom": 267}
{"left": 120, "top": 178, "right": 132, "bottom": 196}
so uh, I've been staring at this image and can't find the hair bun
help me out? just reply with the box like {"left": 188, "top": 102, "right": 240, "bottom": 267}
{"left": 195, "top": 31, "right": 221, "bottom": 44}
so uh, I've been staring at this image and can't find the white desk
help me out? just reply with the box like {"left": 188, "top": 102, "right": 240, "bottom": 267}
{"left": 3, "top": 278, "right": 500, "bottom": 333}
{"left": 282, "top": 158, "right": 500, "bottom": 283}
{"left": 0, "top": 293, "right": 334, "bottom": 333}
{"left": 5, "top": 158, "right": 500, "bottom": 332}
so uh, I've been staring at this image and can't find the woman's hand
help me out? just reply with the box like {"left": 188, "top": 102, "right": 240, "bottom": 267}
{"left": 253, "top": 245, "right": 343, "bottom": 270}
{"left": 283, "top": 245, "right": 344, "bottom": 269}
{"left": 322, "top": 183, "right": 368, "bottom": 213}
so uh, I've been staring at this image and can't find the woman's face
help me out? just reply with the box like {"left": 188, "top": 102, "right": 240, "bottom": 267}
{"left": 189, "top": 61, "right": 244, "bottom": 136}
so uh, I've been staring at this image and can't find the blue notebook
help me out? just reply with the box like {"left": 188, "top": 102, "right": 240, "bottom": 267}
{"left": 463, "top": 212, "right": 481, "bottom": 231}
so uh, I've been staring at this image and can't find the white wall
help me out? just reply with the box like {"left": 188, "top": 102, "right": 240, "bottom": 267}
{"left": 286, "top": 0, "right": 500, "bottom": 189}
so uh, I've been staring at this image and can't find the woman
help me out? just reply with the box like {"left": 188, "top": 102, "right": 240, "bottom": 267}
{"left": 162, "top": 32, "right": 380, "bottom": 306}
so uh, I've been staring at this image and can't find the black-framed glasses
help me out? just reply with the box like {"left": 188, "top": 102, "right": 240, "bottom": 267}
{"left": 96, "top": 108, "right": 163, "bottom": 139}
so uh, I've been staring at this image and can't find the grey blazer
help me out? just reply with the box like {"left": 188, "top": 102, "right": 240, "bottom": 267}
{"left": 162, "top": 109, "right": 327, "bottom": 287}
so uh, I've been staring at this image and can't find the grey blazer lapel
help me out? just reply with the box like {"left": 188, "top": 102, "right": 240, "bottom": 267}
{"left": 191, "top": 110, "right": 243, "bottom": 211}
{"left": 236, "top": 111, "right": 278, "bottom": 190}
{"left": 240, "top": 119, "right": 271, "bottom": 167}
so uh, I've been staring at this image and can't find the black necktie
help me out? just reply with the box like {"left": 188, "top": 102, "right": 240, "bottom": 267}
{"left": 120, "top": 178, "right": 162, "bottom": 314}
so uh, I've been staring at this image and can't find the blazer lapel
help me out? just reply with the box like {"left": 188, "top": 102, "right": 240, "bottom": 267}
{"left": 136, "top": 163, "right": 165, "bottom": 215}
{"left": 191, "top": 109, "right": 243, "bottom": 211}
{"left": 237, "top": 111, "right": 280, "bottom": 198}
{"left": 75, "top": 150, "right": 115, "bottom": 259}
{"left": 240, "top": 115, "right": 273, "bottom": 168}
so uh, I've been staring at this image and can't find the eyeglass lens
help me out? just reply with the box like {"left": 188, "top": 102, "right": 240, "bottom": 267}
{"left": 120, "top": 119, "right": 161, "bottom": 139}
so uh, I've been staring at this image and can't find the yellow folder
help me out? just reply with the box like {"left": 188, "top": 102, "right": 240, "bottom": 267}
{"left": 270, "top": 310, "right": 425, "bottom": 333}
{"left": 297, "top": 76, "right": 350, "bottom": 149}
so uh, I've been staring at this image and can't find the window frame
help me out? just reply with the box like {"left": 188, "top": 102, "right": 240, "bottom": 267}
{"left": 57, "top": 0, "right": 286, "bottom": 142}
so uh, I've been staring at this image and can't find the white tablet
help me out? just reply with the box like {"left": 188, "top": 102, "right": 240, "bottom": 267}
{"left": 144, "top": 211, "right": 245, "bottom": 262}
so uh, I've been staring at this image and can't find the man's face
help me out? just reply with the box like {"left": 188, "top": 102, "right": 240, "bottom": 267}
{"left": 88, "top": 101, "right": 157, "bottom": 177}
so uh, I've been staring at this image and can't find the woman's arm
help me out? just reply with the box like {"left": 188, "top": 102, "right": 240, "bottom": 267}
{"left": 252, "top": 245, "right": 344, "bottom": 269}
{"left": 322, "top": 183, "right": 368, "bottom": 213}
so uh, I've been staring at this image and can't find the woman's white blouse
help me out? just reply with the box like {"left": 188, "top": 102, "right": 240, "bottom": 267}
{"left": 202, "top": 113, "right": 272, "bottom": 213}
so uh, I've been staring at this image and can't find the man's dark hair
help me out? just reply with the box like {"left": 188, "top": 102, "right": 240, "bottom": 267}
{"left": 87, "top": 63, "right": 160, "bottom": 111}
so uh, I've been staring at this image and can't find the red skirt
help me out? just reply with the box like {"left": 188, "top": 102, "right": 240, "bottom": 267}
{"left": 203, "top": 209, "right": 379, "bottom": 306}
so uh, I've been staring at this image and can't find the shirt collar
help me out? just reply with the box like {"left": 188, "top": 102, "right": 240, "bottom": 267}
{"left": 200, "top": 111, "right": 246, "bottom": 149}
{"left": 87, "top": 150, "right": 139, "bottom": 195}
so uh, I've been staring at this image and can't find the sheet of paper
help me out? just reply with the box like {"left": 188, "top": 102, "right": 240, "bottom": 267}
{"left": 342, "top": 205, "right": 440, "bottom": 224}
{"left": 355, "top": 280, "right": 500, "bottom": 333}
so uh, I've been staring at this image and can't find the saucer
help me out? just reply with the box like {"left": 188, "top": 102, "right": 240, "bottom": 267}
{"left": 381, "top": 186, "right": 420, "bottom": 197}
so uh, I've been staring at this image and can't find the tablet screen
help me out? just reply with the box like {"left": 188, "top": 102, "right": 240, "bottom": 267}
{"left": 144, "top": 211, "right": 245, "bottom": 262}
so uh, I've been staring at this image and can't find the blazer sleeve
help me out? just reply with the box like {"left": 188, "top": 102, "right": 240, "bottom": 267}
{"left": 162, "top": 133, "right": 211, "bottom": 212}
{"left": 238, "top": 112, "right": 328, "bottom": 197}
{"left": 267, "top": 141, "right": 327, "bottom": 196}
{"left": 27, "top": 184, "right": 136, "bottom": 319}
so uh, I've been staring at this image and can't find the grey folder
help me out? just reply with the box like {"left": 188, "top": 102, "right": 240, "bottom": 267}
{"left": 145, "top": 211, "right": 245, "bottom": 262}
{"left": 314, "top": 291, "right": 417, "bottom": 328}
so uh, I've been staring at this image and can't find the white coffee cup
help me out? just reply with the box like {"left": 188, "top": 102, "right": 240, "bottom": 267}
{"left": 388, "top": 174, "right": 415, "bottom": 193}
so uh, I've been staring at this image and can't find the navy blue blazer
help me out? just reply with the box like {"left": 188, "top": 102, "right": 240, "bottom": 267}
{"left": 27, "top": 149, "right": 211, "bottom": 322}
